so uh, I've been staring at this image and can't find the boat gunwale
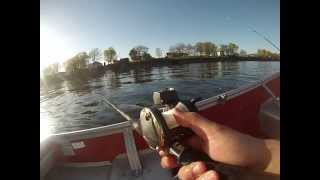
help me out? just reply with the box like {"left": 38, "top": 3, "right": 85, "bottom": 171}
{"left": 195, "top": 72, "right": 280, "bottom": 110}
{"left": 49, "top": 121, "right": 132, "bottom": 142}
{"left": 41, "top": 72, "right": 279, "bottom": 143}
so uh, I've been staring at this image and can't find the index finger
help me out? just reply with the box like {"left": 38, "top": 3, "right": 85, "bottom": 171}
{"left": 160, "top": 155, "right": 178, "bottom": 169}
{"left": 173, "top": 109, "right": 222, "bottom": 141}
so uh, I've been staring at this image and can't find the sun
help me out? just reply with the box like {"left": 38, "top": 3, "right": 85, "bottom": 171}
{"left": 40, "top": 26, "right": 74, "bottom": 72}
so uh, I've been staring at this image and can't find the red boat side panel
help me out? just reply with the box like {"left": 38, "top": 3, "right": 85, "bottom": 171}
{"left": 266, "top": 77, "right": 280, "bottom": 97}
{"left": 60, "top": 75, "right": 279, "bottom": 163}
{"left": 133, "top": 131, "right": 149, "bottom": 150}
{"left": 62, "top": 131, "right": 149, "bottom": 163}
{"left": 63, "top": 133, "right": 126, "bottom": 162}
{"left": 199, "top": 77, "right": 279, "bottom": 138}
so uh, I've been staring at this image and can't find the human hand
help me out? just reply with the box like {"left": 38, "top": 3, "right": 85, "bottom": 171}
{"left": 159, "top": 109, "right": 275, "bottom": 179}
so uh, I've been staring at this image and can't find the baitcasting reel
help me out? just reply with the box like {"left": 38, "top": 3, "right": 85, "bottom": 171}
{"left": 138, "top": 88, "right": 231, "bottom": 178}
{"left": 139, "top": 88, "right": 199, "bottom": 156}
{"left": 137, "top": 89, "right": 269, "bottom": 180}
{"left": 101, "top": 88, "right": 277, "bottom": 179}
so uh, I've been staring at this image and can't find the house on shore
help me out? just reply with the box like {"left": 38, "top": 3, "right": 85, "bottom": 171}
{"left": 248, "top": 54, "right": 257, "bottom": 57}
{"left": 129, "top": 56, "right": 139, "bottom": 62}
{"left": 56, "top": 72, "right": 66, "bottom": 80}
{"left": 119, "top": 58, "right": 129, "bottom": 63}
{"left": 166, "top": 52, "right": 188, "bottom": 58}
{"left": 217, "top": 50, "right": 226, "bottom": 57}
{"left": 88, "top": 61, "right": 103, "bottom": 70}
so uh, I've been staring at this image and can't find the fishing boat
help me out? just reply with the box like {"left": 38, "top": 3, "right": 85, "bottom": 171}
{"left": 40, "top": 72, "right": 280, "bottom": 180}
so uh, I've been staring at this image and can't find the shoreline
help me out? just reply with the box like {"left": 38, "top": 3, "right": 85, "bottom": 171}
{"left": 105, "top": 56, "right": 279, "bottom": 70}
{"left": 42, "top": 57, "right": 279, "bottom": 85}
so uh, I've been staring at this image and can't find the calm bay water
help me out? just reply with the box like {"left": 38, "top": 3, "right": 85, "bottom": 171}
{"left": 40, "top": 61, "right": 279, "bottom": 141}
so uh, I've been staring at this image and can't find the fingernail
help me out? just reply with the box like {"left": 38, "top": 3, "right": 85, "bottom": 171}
{"left": 159, "top": 150, "right": 164, "bottom": 156}
{"left": 204, "top": 171, "right": 218, "bottom": 180}
{"left": 192, "top": 162, "right": 203, "bottom": 175}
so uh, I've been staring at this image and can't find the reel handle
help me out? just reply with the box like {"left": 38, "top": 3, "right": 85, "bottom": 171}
{"left": 170, "top": 143, "right": 229, "bottom": 180}
{"left": 177, "top": 148, "right": 228, "bottom": 180}
{"left": 170, "top": 142, "right": 278, "bottom": 180}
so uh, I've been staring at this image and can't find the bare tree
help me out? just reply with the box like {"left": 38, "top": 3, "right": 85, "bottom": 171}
{"left": 207, "top": 42, "right": 218, "bottom": 56}
{"left": 195, "top": 42, "right": 203, "bottom": 55}
{"left": 129, "top": 45, "right": 152, "bottom": 61}
{"left": 64, "top": 52, "right": 89, "bottom": 74}
{"left": 240, "top": 49, "right": 247, "bottom": 56}
{"left": 219, "top": 44, "right": 228, "bottom": 56}
{"left": 104, "top": 47, "right": 117, "bottom": 64}
{"left": 194, "top": 42, "right": 217, "bottom": 56}
{"left": 88, "top": 48, "right": 102, "bottom": 63}
{"left": 43, "top": 63, "right": 59, "bottom": 76}
{"left": 185, "top": 44, "right": 194, "bottom": 56}
{"left": 170, "top": 43, "right": 186, "bottom": 53}
{"left": 129, "top": 48, "right": 139, "bottom": 61}
{"left": 135, "top": 45, "right": 149, "bottom": 56}
{"left": 228, "top": 43, "right": 239, "bottom": 55}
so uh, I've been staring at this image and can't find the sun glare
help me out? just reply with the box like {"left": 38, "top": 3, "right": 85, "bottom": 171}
{"left": 40, "top": 26, "right": 73, "bottom": 72}
{"left": 40, "top": 109, "right": 53, "bottom": 142}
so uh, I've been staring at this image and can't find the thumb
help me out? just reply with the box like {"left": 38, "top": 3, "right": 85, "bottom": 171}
{"left": 173, "top": 109, "right": 221, "bottom": 141}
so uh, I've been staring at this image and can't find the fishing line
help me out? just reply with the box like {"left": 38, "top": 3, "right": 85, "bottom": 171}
{"left": 248, "top": 27, "right": 280, "bottom": 52}
{"left": 96, "top": 93, "right": 142, "bottom": 130}
{"left": 96, "top": 94, "right": 134, "bottom": 121}
{"left": 224, "top": 16, "right": 280, "bottom": 52}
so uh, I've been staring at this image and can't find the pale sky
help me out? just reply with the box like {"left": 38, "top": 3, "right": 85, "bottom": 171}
{"left": 40, "top": 0, "right": 280, "bottom": 72}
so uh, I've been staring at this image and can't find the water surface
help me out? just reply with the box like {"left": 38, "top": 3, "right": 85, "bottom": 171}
{"left": 40, "top": 61, "right": 279, "bottom": 141}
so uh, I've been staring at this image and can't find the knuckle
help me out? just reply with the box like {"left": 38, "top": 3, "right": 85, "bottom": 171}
{"left": 203, "top": 170, "right": 218, "bottom": 180}
{"left": 178, "top": 165, "right": 192, "bottom": 180}
{"left": 188, "top": 112, "right": 198, "bottom": 122}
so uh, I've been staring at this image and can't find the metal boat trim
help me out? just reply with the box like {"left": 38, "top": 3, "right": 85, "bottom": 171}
{"left": 40, "top": 72, "right": 280, "bottom": 180}
{"left": 195, "top": 72, "right": 280, "bottom": 110}
{"left": 52, "top": 121, "right": 132, "bottom": 141}
{"left": 62, "top": 160, "right": 113, "bottom": 168}
{"left": 47, "top": 72, "right": 279, "bottom": 142}
{"left": 43, "top": 121, "right": 142, "bottom": 175}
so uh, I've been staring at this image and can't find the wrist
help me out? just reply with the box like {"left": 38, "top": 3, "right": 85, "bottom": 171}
{"left": 250, "top": 139, "right": 280, "bottom": 175}
{"left": 245, "top": 138, "right": 272, "bottom": 172}
{"left": 262, "top": 139, "right": 280, "bottom": 175}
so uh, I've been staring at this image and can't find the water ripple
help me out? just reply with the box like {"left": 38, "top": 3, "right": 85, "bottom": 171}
{"left": 40, "top": 61, "right": 279, "bottom": 135}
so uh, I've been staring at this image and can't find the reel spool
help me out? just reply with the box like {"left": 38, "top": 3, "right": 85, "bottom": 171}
{"left": 138, "top": 88, "right": 231, "bottom": 180}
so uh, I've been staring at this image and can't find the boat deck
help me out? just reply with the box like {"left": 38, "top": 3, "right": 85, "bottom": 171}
{"left": 45, "top": 150, "right": 173, "bottom": 180}
{"left": 259, "top": 98, "right": 280, "bottom": 139}
{"left": 45, "top": 165, "right": 112, "bottom": 180}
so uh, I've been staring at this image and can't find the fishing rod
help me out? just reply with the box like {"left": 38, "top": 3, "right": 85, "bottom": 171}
{"left": 96, "top": 94, "right": 135, "bottom": 122}
{"left": 248, "top": 26, "right": 280, "bottom": 52}
{"left": 96, "top": 94, "right": 142, "bottom": 130}
{"left": 96, "top": 89, "right": 276, "bottom": 179}
{"left": 225, "top": 16, "right": 280, "bottom": 52}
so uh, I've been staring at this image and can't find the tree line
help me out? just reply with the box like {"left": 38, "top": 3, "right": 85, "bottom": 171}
{"left": 167, "top": 42, "right": 240, "bottom": 57}
{"left": 41, "top": 47, "right": 117, "bottom": 82}
{"left": 63, "top": 47, "right": 117, "bottom": 73}
{"left": 42, "top": 42, "right": 279, "bottom": 80}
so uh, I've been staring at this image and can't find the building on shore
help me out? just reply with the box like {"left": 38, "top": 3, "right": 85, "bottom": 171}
{"left": 88, "top": 61, "right": 103, "bottom": 70}
{"left": 217, "top": 50, "right": 226, "bottom": 57}
{"left": 248, "top": 54, "right": 257, "bottom": 57}
{"left": 166, "top": 52, "right": 188, "bottom": 58}
{"left": 119, "top": 58, "right": 129, "bottom": 63}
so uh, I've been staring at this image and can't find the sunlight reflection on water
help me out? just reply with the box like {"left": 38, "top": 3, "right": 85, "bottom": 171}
{"left": 40, "top": 61, "right": 280, "bottom": 140}
{"left": 40, "top": 109, "right": 53, "bottom": 142}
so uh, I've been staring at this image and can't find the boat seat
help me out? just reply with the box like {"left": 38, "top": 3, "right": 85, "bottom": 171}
{"left": 259, "top": 98, "right": 280, "bottom": 139}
